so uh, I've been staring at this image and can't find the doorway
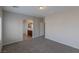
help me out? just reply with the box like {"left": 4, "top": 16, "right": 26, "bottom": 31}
{"left": 23, "top": 19, "right": 33, "bottom": 40}
{"left": 27, "top": 22, "right": 33, "bottom": 37}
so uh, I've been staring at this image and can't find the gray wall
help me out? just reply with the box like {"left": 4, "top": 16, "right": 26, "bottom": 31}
{"left": 45, "top": 9, "right": 79, "bottom": 49}
{"left": 3, "top": 11, "right": 25, "bottom": 45}
{"left": 33, "top": 18, "right": 44, "bottom": 38}
{"left": 39, "top": 18, "right": 45, "bottom": 36}
{"left": 3, "top": 11, "right": 44, "bottom": 45}
{"left": 0, "top": 7, "right": 2, "bottom": 52}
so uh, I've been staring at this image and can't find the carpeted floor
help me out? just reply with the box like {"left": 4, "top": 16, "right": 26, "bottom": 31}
{"left": 2, "top": 36, "right": 79, "bottom": 53}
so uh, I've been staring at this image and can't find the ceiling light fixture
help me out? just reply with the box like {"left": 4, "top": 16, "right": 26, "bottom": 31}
{"left": 39, "top": 6, "right": 46, "bottom": 10}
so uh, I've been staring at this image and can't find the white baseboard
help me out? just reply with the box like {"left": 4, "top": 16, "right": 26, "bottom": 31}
{"left": 45, "top": 35, "right": 79, "bottom": 49}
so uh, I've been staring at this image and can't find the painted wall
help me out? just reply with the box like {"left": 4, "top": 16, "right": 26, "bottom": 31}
{"left": 33, "top": 18, "right": 40, "bottom": 38}
{"left": 39, "top": 18, "right": 45, "bottom": 36}
{"left": 3, "top": 11, "right": 44, "bottom": 45}
{"left": 0, "top": 7, "right": 2, "bottom": 52}
{"left": 3, "top": 11, "right": 25, "bottom": 45}
{"left": 45, "top": 9, "right": 79, "bottom": 49}
{"left": 33, "top": 18, "right": 44, "bottom": 38}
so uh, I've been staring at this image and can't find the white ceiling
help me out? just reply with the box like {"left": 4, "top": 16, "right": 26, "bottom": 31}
{"left": 2, "top": 6, "right": 79, "bottom": 17}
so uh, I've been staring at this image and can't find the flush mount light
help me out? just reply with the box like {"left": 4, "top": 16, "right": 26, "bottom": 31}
{"left": 39, "top": 6, "right": 47, "bottom": 10}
